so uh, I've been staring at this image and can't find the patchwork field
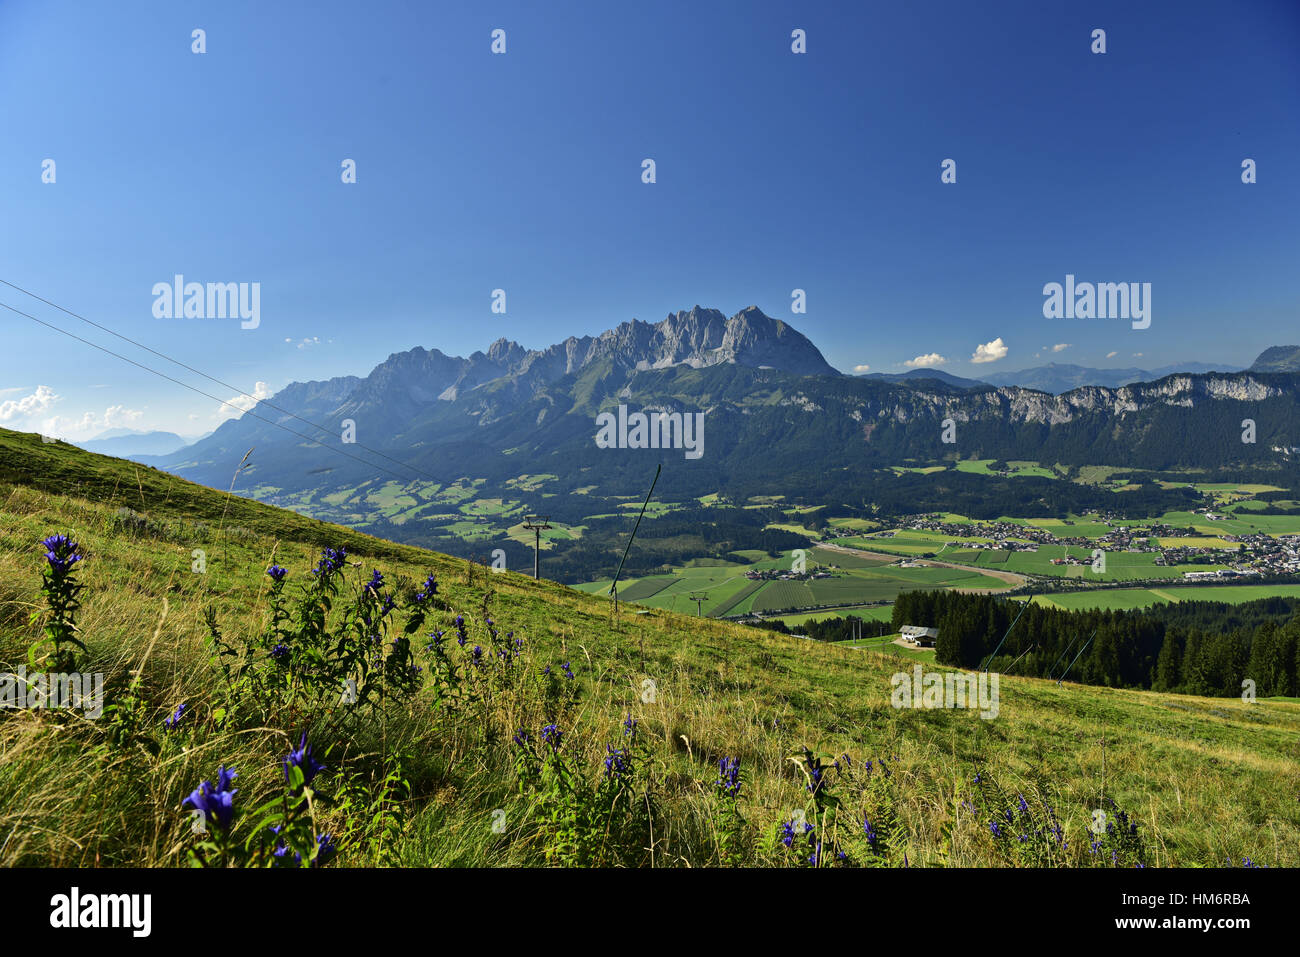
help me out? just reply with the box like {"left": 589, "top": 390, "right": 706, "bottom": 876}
{"left": 575, "top": 546, "right": 1014, "bottom": 618}
{"left": 834, "top": 533, "right": 1187, "bottom": 580}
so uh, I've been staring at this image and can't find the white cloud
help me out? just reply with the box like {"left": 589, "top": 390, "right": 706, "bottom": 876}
{"left": 214, "top": 381, "right": 273, "bottom": 422}
{"left": 103, "top": 405, "right": 143, "bottom": 428}
{"left": 40, "top": 404, "right": 145, "bottom": 441}
{"left": 1106, "top": 351, "right": 1118, "bottom": 359}
{"left": 970, "top": 337, "right": 1008, "bottom": 364}
{"left": 1132, "top": 352, "right": 1143, "bottom": 358}
{"left": 1051, "top": 343, "right": 1071, "bottom": 353}
{"left": 852, "top": 363, "right": 871, "bottom": 374}
{"left": 1, "top": 385, "right": 156, "bottom": 442}
{"left": 0, "top": 385, "right": 58, "bottom": 422}
{"left": 287, "top": 336, "right": 323, "bottom": 350}
{"left": 903, "top": 353, "right": 947, "bottom": 369}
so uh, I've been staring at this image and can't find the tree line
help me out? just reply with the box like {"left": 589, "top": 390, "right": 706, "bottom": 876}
{"left": 890, "top": 590, "right": 1300, "bottom": 698}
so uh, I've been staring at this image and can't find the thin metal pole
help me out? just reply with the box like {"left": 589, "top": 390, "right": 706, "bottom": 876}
{"left": 609, "top": 463, "right": 661, "bottom": 597}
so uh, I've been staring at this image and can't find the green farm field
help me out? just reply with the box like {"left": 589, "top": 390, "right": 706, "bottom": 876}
{"left": 762, "top": 605, "right": 897, "bottom": 628}
{"left": 1028, "top": 584, "right": 1300, "bottom": 612}
{"left": 577, "top": 546, "right": 1013, "bottom": 618}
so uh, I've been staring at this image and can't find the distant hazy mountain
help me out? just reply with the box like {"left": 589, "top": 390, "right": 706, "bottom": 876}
{"left": 859, "top": 369, "right": 987, "bottom": 390}
{"left": 982, "top": 361, "right": 1243, "bottom": 394}
{"left": 78, "top": 429, "right": 192, "bottom": 459}
{"left": 1250, "top": 345, "right": 1300, "bottom": 374}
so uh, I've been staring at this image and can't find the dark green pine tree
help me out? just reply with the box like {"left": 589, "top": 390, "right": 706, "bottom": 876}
{"left": 1153, "top": 630, "right": 1184, "bottom": 693}
{"left": 1245, "top": 622, "right": 1282, "bottom": 697}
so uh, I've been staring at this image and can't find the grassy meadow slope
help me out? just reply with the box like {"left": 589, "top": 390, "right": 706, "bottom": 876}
{"left": 0, "top": 427, "right": 1296, "bottom": 867}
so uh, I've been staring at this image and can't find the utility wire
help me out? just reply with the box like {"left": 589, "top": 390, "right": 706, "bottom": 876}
{"left": 1, "top": 297, "right": 425, "bottom": 487}
{"left": 0, "top": 277, "right": 439, "bottom": 485}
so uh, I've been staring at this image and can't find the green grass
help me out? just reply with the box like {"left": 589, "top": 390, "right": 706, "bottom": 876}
{"left": 762, "top": 605, "right": 897, "bottom": 628}
{"left": 814, "top": 547, "right": 890, "bottom": 569}
{"left": 616, "top": 576, "right": 676, "bottom": 602}
{"left": 2, "top": 428, "right": 1298, "bottom": 868}
{"left": 750, "top": 580, "right": 815, "bottom": 613}
{"left": 1028, "top": 584, "right": 1300, "bottom": 612}
{"left": 954, "top": 459, "right": 1058, "bottom": 479}
{"left": 583, "top": 546, "right": 1013, "bottom": 619}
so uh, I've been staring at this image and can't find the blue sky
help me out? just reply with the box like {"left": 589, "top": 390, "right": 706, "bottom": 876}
{"left": 1, "top": 0, "right": 1297, "bottom": 439}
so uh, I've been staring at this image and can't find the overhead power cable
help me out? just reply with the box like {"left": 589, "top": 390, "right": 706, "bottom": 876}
{"left": 0, "top": 277, "right": 440, "bottom": 485}
{"left": 1, "top": 297, "right": 427, "bottom": 488}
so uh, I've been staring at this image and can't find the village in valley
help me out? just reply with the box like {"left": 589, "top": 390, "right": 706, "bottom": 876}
{"left": 886, "top": 509, "right": 1300, "bottom": 580}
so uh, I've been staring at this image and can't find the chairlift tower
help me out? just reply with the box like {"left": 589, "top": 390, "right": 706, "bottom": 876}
{"left": 522, "top": 515, "right": 552, "bottom": 579}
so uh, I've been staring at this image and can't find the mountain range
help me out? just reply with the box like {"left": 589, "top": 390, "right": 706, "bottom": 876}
{"left": 976, "top": 361, "right": 1245, "bottom": 394}
{"left": 150, "top": 307, "right": 1300, "bottom": 514}
{"left": 857, "top": 350, "right": 1300, "bottom": 395}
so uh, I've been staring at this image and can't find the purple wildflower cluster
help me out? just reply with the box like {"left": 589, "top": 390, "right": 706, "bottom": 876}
{"left": 540, "top": 724, "right": 563, "bottom": 752}
{"left": 414, "top": 573, "right": 438, "bottom": 603}
{"left": 283, "top": 731, "right": 326, "bottom": 793}
{"left": 603, "top": 746, "right": 632, "bottom": 782}
{"left": 40, "top": 534, "right": 84, "bottom": 575}
{"left": 494, "top": 631, "right": 523, "bottom": 667}
{"left": 312, "top": 546, "right": 348, "bottom": 577}
{"left": 163, "top": 702, "right": 188, "bottom": 731}
{"left": 780, "top": 817, "right": 814, "bottom": 850}
{"left": 976, "top": 776, "right": 1069, "bottom": 861}
{"left": 182, "top": 733, "right": 336, "bottom": 865}
{"left": 715, "top": 757, "right": 741, "bottom": 799}
{"left": 272, "top": 828, "right": 338, "bottom": 868}
{"left": 425, "top": 629, "right": 445, "bottom": 653}
{"left": 183, "top": 766, "right": 239, "bottom": 833}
